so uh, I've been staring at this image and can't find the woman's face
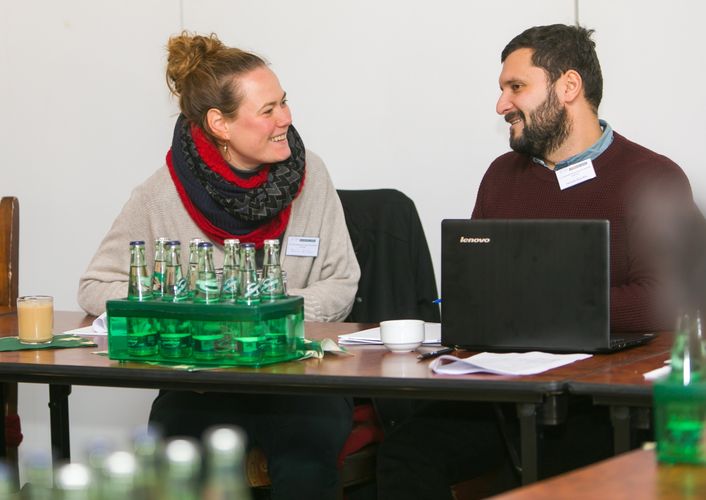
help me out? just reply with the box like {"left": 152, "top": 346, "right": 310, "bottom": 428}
{"left": 223, "top": 66, "right": 293, "bottom": 170}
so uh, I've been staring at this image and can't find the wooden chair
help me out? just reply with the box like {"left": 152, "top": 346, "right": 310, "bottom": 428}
{"left": 0, "top": 196, "right": 20, "bottom": 488}
{"left": 0, "top": 197, "right": 19, "bottom": 315}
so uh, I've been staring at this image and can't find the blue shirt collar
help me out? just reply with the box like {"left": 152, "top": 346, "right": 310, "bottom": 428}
{"left": 532, "top": 120, "right": 614, "bottom": 170}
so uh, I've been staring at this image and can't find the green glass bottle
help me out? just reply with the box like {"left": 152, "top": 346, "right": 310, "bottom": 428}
{"left": 163, "top": 438, "right": 201, "bottom": 500}
{"left": 127, "top": 240, "right": 157, "bottom": 356}
{"left": 102, "top": 451, "right": 137, "bottom": 498}
{"left": 186, "top": 238, "right": 203, "bottom": 297}
{"left": 654, "top": 309, "right": 706, "bottom": 464}
{"left": 55, "top": 463, "right": 92, "bottom": 500}
{"left": 202, "top": 426, "right": 252, "bottom": 500}
{"left": 261, "top": 239, "right": 285, "bottom": 301}
{"left": 151, "top": 237, "right": 169, "bottom": 298}
{"left": 131, "top": 425, "right": 162, "bottom": 500}
{"left": 128, "top": 241, "right": 153, "bottom": 301}
{"left": 237, "top": 243, "right": 260, "bottom": 305}
{"left": 0, "top": 462, "right": 14, "bottom": 499}
{"left": 161, "top": 240, "right": 192, "bottom": 358}
{"left": 221, "top": 238, "right": 241, "bottom": 303}
{"left": 192, "top": 241, "right": 224, "bottom": 359}
{"left": 163, "top": 240, "right": 189, "bottom": 303}
{"left": 24, "top": 450, "right": 54, "bottom": 500}
{"left": 193, "top": 242, "right": 220, "bottom": 304}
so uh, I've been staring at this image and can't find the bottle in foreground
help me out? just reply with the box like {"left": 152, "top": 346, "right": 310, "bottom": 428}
{"left": 163, "top": 437, "right": 202, "bottom": 500}
{"left": 202, "top": 426, "right": 252, "bottom": 500}
{"left": 54, "top": 462, "right": 92, "bottom": 500}
{"left": 654, "top": 309, "right": 706, "bottom": 464}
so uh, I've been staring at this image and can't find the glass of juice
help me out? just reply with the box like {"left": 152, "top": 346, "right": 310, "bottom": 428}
{"left": 17, "top": 295, "right": 54, "bottom": 344}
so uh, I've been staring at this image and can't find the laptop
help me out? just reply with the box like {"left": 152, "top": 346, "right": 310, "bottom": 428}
{"left": 440, "top": 219, "right": 655, "bottom": 353}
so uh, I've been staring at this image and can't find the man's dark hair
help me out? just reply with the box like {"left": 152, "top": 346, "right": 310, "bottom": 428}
{"left": 501, "top": 24, "right": 603, "bottom": 113}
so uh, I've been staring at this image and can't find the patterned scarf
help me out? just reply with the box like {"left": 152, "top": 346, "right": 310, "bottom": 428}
{"left": 166, "top": 114, "right": 306, "bottom": 247}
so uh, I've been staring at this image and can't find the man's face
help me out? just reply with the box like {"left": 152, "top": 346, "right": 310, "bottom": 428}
{"left": 496, "top": 48, "right": 570, "bottom": 158}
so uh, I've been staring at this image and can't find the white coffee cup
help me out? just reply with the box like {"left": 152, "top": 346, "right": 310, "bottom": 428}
{"left": 380, "top": 319, "right": 425, "bottom": 353}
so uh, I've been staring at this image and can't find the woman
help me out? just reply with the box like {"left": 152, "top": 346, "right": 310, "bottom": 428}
{"left": 78, "top": 32, "right": 359, "bottom": 499}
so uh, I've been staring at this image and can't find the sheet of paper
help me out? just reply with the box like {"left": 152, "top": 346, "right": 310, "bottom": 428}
{"left": 338, "top": 323, "right": 441, "bottom": 346}
{"left": 430, "top": 351, "right": 592, "bottom": 376}
{"left": 63, "top": 312, "right": 108, "bottom": 336}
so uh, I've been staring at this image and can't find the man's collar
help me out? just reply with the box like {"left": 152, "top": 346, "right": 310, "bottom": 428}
{"left": 532, "top": 120, "right": 614, "bottom": 170}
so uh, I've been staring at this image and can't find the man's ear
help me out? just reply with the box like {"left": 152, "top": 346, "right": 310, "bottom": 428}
{"left": 206, "top": 108, "right": 229, "bottom": 142}
{"left": 559, "top": 69, "right": 583, "bottom": 104}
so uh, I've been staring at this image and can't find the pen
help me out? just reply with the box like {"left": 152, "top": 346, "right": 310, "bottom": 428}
{"left": 417, "top": 347, "right": 454, "bottom": 361}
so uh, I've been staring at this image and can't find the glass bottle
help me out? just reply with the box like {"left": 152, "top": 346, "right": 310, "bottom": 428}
{"left": 85, "top": 436, "right": 115, "bottom": 499}
{"left": 102, "top": 450, "right": 137, "bottom": 498}
{"left": 654, "top": 308, "right": 706, "bottom": 464}
{"left": 193, "top": 241, "right": 220, "bottom": 304}
{"left": 128, "top": 241, "right": 153, "bottom": 301}
{"left": 670, "top": 310, "right": 706, "bottom": 385}
{"left": 202, "top": 426, "right": 251, "bottom": 500}
{"left": 55, "top": 463, "right": 92, "bottom": 500}
{"left": 192, "top": 242, "right": 225, "bottom": 359}
{"left": 0, "top": 462, "right": 13, "bottom": 499}
{"left": 163, "top": 241, "right": 189, "bottom": 303}
{"left": 261, "top": 239, "right": 285, "bottom": 300}
{"left": 160, "top": 240, "right": 192, "bottom": 358}
{"left": 186, "top": 238, "right": 203, "bottom": 296}
{"left": 162, "top": 438, "right": 201, "bottom": 500}
{"left": 23, "top": 450, "right": 53, "bottom": 500}
{"left": 131, "top": 425, "right": 162, "bottom": 500}
{"left": 151, "top": 237, "right": 169, "bottom": 298}
{"left": 221, "top": 239, "right": 241, "bottom": 303}
{"left": 237, "top": 243, "right": 260, "bottom": 305}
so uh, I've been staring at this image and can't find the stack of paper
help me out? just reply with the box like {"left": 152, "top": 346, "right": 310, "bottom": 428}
{"left": 430, "top": 351, "right": 592, "bottom": 376}
{"left": 338, "top": 323, "right": 441, "bottom": 346}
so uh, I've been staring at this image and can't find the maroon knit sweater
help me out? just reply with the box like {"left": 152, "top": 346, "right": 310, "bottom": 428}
{"left": 472, "top": 132, "right": 695, "bottom": 332}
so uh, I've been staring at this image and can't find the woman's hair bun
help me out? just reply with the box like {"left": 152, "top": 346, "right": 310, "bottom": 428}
{"left": 166, "top": 31, "right": 225, "bottom": 96}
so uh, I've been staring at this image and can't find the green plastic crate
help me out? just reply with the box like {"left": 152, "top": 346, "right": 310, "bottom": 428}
{"left": 106, "top": 296, "right": 305, "bottom": 367}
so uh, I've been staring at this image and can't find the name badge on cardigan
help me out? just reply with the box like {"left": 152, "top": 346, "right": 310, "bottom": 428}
{"left": 555, "top": 159, "right": 596, "bottom": 190}
{"left": 286, "top": 236, "right": 320, "bottom": 257}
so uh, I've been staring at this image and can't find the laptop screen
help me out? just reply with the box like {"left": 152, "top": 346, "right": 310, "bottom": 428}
{"left": 441, "top": 219, "right": 611, "bottom": 352}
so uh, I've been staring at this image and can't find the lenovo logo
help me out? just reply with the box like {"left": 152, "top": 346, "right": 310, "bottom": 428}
{"left": 459, "top": 236, "right": 491, "bottom": 243}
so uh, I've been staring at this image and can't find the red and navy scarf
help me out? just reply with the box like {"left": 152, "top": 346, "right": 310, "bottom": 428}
{"left": 166, "top": 114, "right": 306, "bottom": 247}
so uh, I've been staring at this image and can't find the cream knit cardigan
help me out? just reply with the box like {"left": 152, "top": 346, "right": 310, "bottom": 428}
{"left": 78, "top": 150, "right": 360, "bottom": 322}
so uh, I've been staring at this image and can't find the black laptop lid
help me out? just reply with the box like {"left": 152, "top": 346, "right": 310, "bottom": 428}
{"left": 441, "top": 219, "right": 611, "bottom": 353}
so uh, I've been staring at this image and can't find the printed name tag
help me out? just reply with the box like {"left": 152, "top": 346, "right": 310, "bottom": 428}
{"left": 286, "top": 236, "right": 320, "bottom": 257}
{"left": 555, "top": 159, "right": 596, "bottom": 190}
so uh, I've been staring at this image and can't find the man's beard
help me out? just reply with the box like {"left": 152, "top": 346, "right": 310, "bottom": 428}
{"left": 507, "top": 86, "right": 571, "bottom": 159}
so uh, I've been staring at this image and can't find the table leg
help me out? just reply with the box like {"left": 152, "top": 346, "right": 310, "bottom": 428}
{"left": 0, "top": 383, "right": 6, "bottom": 458}
{"left": 517, "top": 403, "right": 538, "bottom": 484}
{"left": 610, "top": 405, "right": 631, "bottom": 454}
{"left": 48, "top": 384, "right": 72, "bottom": 462}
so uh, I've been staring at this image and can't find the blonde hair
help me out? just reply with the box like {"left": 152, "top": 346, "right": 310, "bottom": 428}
{"left": 165, "top": 31, "right": 266, "bottom": 142}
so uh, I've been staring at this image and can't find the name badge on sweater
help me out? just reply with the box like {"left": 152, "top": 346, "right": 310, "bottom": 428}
{"left": 555, "top": 159, "right": 596, "bottom": 190}
{"left": 286, "top": 236, "right": 320, "bottom": 257}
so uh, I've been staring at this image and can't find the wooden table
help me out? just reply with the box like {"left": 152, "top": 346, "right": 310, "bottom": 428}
{"left": 569, "top": 334, "right": 673, "bottom": 454}
{"left": 0, "top": 313, "right": 676, "bottom": 484}
{"left": 490, "top": 447, "right": 706, "bottom": 499}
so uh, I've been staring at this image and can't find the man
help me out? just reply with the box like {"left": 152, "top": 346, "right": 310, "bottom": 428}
{"left": 377, "top": 24, "right": 701, "bottom": 499}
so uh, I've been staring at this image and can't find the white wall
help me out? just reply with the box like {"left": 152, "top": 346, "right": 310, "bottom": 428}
{"left": 3, "top": 0, "right": 705, "bottom": 470}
